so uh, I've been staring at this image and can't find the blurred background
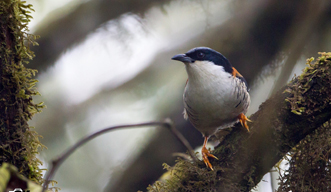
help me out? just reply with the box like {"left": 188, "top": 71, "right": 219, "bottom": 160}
{"left": 25, "top": 0, "right": 331, "bottom": 191}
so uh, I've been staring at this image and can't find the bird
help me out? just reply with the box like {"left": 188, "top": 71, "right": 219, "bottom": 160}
{"left": 171, "top": 47, "right": 251, "bottom": 171}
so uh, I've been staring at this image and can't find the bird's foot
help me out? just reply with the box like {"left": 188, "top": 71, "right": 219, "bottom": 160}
{"left": 201, "top": 146, "right": 218, "bottom": 171}
{"left": 238, "top": 113, "right": 251, "bottom": 132}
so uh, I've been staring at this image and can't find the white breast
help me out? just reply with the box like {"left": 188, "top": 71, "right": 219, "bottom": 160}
{"left": 183, "top": 61, "right": 250, "bottom": 136}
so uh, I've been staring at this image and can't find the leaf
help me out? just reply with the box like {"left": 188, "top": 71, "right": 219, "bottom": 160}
{"left": 0, "top": 163, "right": 52, "bottom": 192}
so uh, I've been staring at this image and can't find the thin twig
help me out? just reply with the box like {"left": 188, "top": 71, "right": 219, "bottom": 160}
{"left": 164, "top": 118, "right": 198, "bottom": 162}
{"left": 41, "top": 119, "right": 197, "bottom": 192}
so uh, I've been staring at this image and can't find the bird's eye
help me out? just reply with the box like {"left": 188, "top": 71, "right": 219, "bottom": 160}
{"left": 197, "top": 52, "right": 205, "bottom": 59}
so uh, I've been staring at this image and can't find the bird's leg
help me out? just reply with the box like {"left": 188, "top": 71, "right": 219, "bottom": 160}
{"left": 238, "top": 113, "right": 251, "bottom": 132}
{"left": 201, "top": 136, "right": 218, "bottom": 171}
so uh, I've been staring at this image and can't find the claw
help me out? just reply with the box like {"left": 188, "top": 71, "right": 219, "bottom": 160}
{"left": 238, "top": 113, "right": 251, "bottom": 132}
{"left": 201, "top": 137, "right": 218, "bottom": 171}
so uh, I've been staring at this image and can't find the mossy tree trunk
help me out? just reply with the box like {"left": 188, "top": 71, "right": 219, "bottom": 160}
{"left": 149, "top": 53, "right": 331, "bottom": 191}
{"left": 0, "top": 0, "right": 44, "bottom": 184}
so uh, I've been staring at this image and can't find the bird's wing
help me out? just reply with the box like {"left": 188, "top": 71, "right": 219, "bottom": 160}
{"left": 183, "top": 79, "right": 189, "bottom": 120}
{"left": 183, "top": 108, "right": 188, "bottom": 120}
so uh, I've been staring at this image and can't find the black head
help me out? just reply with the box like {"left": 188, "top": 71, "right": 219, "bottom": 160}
{"left": 171, "top": 47, "right": 233, "bottom": 74}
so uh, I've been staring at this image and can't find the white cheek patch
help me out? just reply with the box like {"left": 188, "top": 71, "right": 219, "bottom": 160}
{"left": 195, "top": 60, "right": 225, "bottom": 72}
{"left": 186, "top": 60, "right": 229, "bottom": 80}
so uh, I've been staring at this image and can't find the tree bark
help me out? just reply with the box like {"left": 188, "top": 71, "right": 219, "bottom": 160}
{"left": 0, "top": 0, "right": 44, "bottom": 184}
{"left": 148, "top": 54, "right": 331, "bottom": 191}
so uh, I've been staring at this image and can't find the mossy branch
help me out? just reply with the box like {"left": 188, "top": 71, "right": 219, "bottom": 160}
{"left": 149, "top": 53, "right": 331, "bottom": 192}
{"left": 0, "top": 0, "right": 44, "bottom": 185}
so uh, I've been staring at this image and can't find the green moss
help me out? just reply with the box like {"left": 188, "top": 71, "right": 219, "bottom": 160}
{"left": 147, "top": 153, "right": 247, "bottom": 192}
{"left": 284, "top": 52, "right": 331, "bottom": 116}
{"left": 277, "top": 53, "right": 331, "bottom": 191}
{"left": 147, "top": 158, "right": 230, "bottom": 192}
{"left": 0, "top": 0, "right": 44, "bottom": 184}
{"left": 277, "top": 121, "right": 331, "bottom": 192}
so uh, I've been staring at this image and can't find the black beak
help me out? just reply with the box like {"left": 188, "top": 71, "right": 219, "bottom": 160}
{"left": 171, "top": 54, "right": 195, "bottom": 63}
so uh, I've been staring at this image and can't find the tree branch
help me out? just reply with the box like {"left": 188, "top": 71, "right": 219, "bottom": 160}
{"left": 149, "top": 54, "right": 331, "bottom": 191}
{"left": 41, "top": 119, "right": 197, "bottom": 192}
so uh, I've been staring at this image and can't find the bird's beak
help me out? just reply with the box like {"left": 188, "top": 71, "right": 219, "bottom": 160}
{"left": 171, "top": 54, "right": 194, "bottom": 63}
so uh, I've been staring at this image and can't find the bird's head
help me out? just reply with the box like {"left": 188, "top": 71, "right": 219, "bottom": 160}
{"left": 172, "top": 47, "right": 249, "bottom": 89}
{"left": 171, "top": 47, "right": 234, "bottom": 79}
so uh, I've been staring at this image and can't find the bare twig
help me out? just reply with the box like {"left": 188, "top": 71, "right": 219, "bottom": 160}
{"left": 41, "top": 118, "right": 197, "bottom": 192}
{"left": 164, "top": 118, "right": 198, "bottom": 162}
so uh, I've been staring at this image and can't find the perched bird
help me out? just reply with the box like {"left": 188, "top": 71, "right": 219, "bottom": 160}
{"left": 172, "top": 47, "right": 251, "bottom": 170}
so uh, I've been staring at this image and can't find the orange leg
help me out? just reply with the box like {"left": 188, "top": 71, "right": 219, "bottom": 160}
{"left": 238, "top": 113, "right": 251, "bottom": 132}
{"left": 201, "top": 136, "right": 218, "bottom": 171}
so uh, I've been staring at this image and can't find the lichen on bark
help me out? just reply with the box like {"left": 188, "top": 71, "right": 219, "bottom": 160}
{"left": 0, "top": 0, "right": 44, "bottom": 184}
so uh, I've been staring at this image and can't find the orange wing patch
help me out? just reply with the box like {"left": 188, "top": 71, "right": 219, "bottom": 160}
{"left": 232, "top": 67, "right": 243, "bottom": 78}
